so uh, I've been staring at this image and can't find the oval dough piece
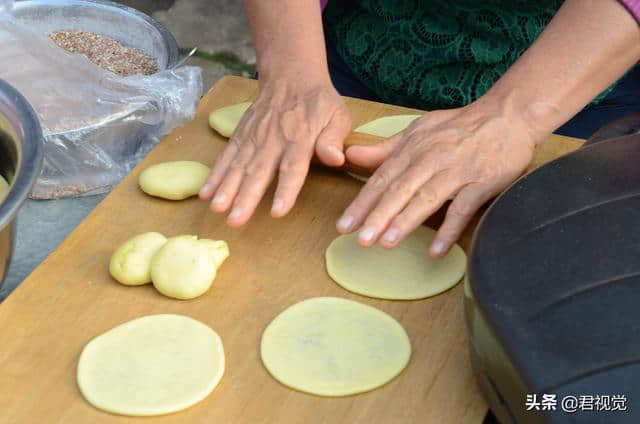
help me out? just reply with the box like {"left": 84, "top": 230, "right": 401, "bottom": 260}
{"left": 325, "top": 226, "right": 466, "bottom": 300}
{"left": 139, "top": 161, "right": 210, "bottom": 200}
{"left": 77, "top": 314, "right": 225, "bottom": 416}
{"left": 109, "top": 232, "right": 168, "bottom": 286}
{"left": 261, "top": 297, "right": 411, "bottom": 396}
{"left": 0, "top": 175, "right": 9, "bottom": 203}
{"left": 198, "top": 239, "right": 230, "bottom": 269}
{"left": 151, "top": 236, "right": 218, "bottom": 300}
{"left": 354, "top": 114, "right": 421, "bottom": 138}
{"left": 349, "top": 114, "right": 422, "bottom": 182}
{"left": 208, "top": 102, "right": 252, "bottom": 138}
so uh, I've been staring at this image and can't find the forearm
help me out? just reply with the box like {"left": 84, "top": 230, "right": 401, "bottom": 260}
{"left": 481, "top": 0, "right": 640, "bottom": 141}
{"left": 242, "top": 0, "right": 329, "bottom": 83}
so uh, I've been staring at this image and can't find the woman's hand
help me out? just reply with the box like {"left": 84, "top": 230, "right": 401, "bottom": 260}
{"left": 199, "top": 75, "right": 351, "bottom": 226}
{"left": 336, "top": 101, "right": 543, "bottom": 258}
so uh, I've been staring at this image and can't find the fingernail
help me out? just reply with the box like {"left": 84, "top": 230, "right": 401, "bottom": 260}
{"left": 359, "top": 226, "right": 376, "bottom": 242}
{"left": 382, "top": 227, "right": 400, "bottom": 244}
{"left": 228, "top": 207, "right": 243, "bottom": 221}
{"left": 337, "top": 215, "right": 354, "bottom": 231}
{"left": 212, "top": 193, "right": 227, "bottom": 205}
{"left": 199, "top": 183, "right": 211, "bottom": 196}
{"left": 271, "top": 198, "right": 284, "bottom": 213}
{"left": 327, "top": 145, "right": 341, "bottom": 155}
{"left": 431, "top": 241, "right": 445, "bottom": 255}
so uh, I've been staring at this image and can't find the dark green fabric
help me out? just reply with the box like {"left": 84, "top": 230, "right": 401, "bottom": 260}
{"left": 323, "top": 0, "right": 613, "bottom": 110}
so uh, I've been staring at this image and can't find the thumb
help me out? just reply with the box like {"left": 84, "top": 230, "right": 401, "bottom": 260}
{"left": 345, "top": 134, "right": 402, "bottom": 169}
{"left": 315, "top": 112, "right": 351, "bottom": 167}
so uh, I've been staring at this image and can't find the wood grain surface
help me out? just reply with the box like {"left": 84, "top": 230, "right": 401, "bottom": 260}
{"left": 0, "top": 77, "right": 583, "bottom": 424}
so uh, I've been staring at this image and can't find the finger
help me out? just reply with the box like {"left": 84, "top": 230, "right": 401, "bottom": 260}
{"left": 315, "top": 112, "right": 351, "bottom": 167}
{"left": 429, "top": 183, "right": 497, "bottom": 258}
{"left": 345, "top": 133, "right": 402, "bottom": 169}
{"left": 271, "top": 142, "right": 315, "bottom": 218}
{"left": 336, "top": 154, "right": 410, "bottom": 235}
{"left": 209, "top": 143, "right": 256, "bottom": 214}
{"left": 377, "top": 174, "right": 459, "bottom": 249}
{"left": 225, "top": 146, "right": 281, "bottom": 227}
{"left": 199, "top": 141, "right": 239, "bottom": 200}
{"left": 354, "top": 165, "right": 433, "bottom": 247}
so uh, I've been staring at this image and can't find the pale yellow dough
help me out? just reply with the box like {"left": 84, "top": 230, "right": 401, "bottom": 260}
{"left": 77, "top": 314, "right": 225, "bottom": 416}
{"left": 325, "top": 226, "right": 466, "bottom": 300}
{"left": 354, "top": 114, "right": 422, "bottom": 138}
{"left": 109, "top": 232, "right": 168, "bottom": 286}
{"left": 260, "top": 297, "right": 411, "bottom": 397}
{"left": 139, "top": 161, "right": 210, "bottom": 200}
{"left": 208, "top": 102, "right": 252, "bottom": 138}
{"left": 349, "top": 114, "right": 422, "bottom": 182}
{"left": 0, "top": 175, "right": 9, "bottom": 202}
{"left": 151, "top": 235, "right": 229, "bottom": 300}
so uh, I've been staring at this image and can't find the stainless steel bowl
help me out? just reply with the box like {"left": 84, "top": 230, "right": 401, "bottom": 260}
{"left": 0, "top": 80, "right": 43, "bottom": 288}
{"left": 9, "top": 0, "right": 181, "bottom": 198}
{"left": 12, "top": 0, "right": 179, "bottom": 69}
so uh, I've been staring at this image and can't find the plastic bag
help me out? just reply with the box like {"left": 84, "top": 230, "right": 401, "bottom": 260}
{"left": 0, "top": 4, "right": 203, "bottom": 198}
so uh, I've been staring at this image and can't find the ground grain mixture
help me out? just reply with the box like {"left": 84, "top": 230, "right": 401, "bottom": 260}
{"left": 49, "top": 30, "right": 158, "bottom": 76}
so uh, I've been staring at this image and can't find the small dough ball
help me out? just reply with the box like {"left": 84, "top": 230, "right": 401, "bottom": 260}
{"left": 0, "top": 175, "right": 9, "bottom": 203}
{"left": 151, "top": 236, "right": 219, "bottom": 300}
{"left": 139, "top": 161, "right": 210, "bottom": 200}
{"left": 109, "top": 232, "right": 168, "bottom": 286}
{"left": 198, "top": 239, "right": 230, "bottom": 269}
{"left": 208, "top": 102, "right": 252, "bottom": 138}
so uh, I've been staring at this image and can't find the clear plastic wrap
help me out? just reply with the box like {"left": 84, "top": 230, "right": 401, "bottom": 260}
{"left": 0, "top": 3, "right": 203, "bottom": 198}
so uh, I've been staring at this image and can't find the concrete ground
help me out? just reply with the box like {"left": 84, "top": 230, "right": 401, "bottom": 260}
{"left": 120, "top": 0, "right": 255, "bottom": 91}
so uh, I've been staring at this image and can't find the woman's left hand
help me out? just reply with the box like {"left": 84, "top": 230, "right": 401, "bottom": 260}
{"left": 336, "top": 101, "right": 543, "bottom": 258}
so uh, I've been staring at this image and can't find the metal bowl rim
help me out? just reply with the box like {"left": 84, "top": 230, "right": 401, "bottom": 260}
{"left": 12, "top": 0, "right": 180, "bottom": 68}
{"left": 0, "top": 79, "right": 44, "bottom": 230}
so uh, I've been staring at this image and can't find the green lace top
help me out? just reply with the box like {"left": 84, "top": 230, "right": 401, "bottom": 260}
{"left": 323, "top": 0, "right": 613, "bottom": 110}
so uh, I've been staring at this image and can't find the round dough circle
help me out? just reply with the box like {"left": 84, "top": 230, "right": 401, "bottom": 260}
{"left": 109, "top": 232, "right": 167, "bottom": 286}
{"left": 139, "top": 161, "right": 210, "bottom": 200}
{"left": 151, "top": 236, "right": 218, "bottom": 300}
{"left": 77, "top": 314, "right": 225, "bottom": 416}
{"left": 260, "top": 297, "right": 411, "bottom": 396}
{"left": 326, "top": 226, "right": 466, "bottom": 300}
{"left": 208, "top": 102, "right": 252, "bottom": 138}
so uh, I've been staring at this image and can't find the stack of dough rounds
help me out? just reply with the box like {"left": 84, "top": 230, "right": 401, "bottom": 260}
{"left": 77, "top": 314, "right": 225, "bottom": 416}
{"left": 139, "top": 161, "right": 210, "bottom": 200}
{"left": 109, "top": 233, "right": 229, "bottom": 300}
{"left": 0, "top": 175, "right": 9, "bottom": 202}
{"left": 261, "top": 297, "right": 411, "bottom": 396}
{"left": 325, "top": 226, "right": 466, "bottom": 300}
{"left": 208, "top": 102, "right": 252, "bottom": 137}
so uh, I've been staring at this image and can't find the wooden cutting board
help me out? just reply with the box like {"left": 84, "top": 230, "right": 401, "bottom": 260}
{"left": 0, "top": 76, "right": 583, "bottom": 423}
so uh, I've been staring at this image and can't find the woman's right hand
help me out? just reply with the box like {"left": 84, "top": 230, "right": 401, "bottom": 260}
{"left": 199, "top": 74, "right": 352, "bottom": 227}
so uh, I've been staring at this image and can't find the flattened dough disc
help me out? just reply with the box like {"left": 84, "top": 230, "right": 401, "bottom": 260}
{"left": 260, "top": 297, "right": 411, "bottom": 397}
{"left": 77, "top": 314, "right": 225, "bottom": 416}
{"left": 326, "top": 226, "right": 466, "bottom": 300}
{"left": 349, "top": 114, "right": 422, "bottom": 182}
{"left": 354, "top": 114, "right": 421, "bottom": 138}
{"left": 208, "top": 102, "right": 252, "bottom": 138}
